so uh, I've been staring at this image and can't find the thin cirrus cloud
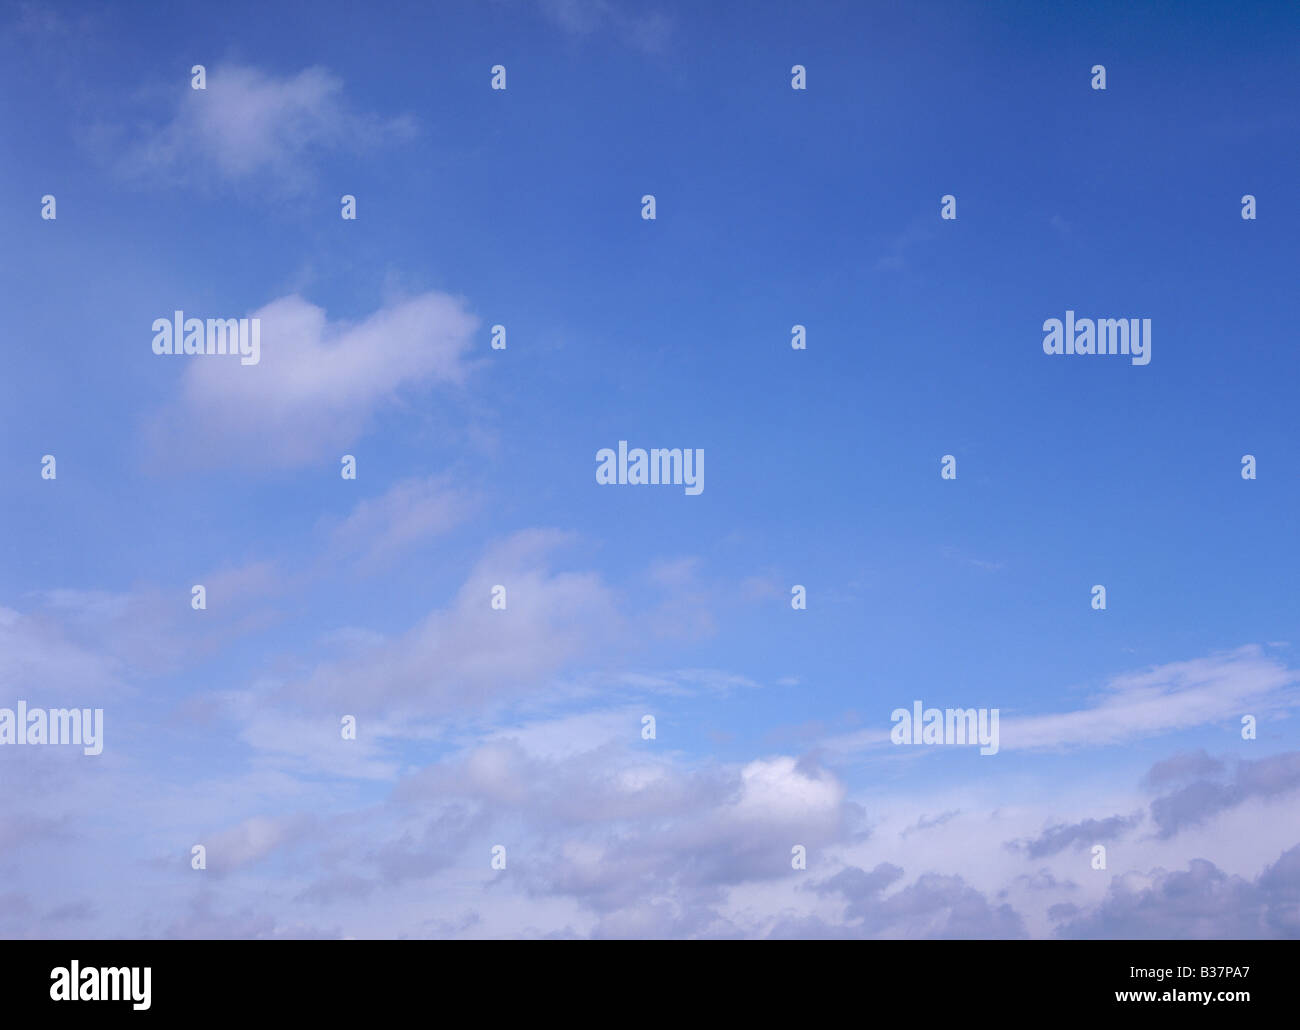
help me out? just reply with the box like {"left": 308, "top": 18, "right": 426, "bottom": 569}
{"left": 822, "top": 645, "right": 1298, "bottom": 757}
{"left": 113, "top": 63, "right": 415, "bottom": 190}
{"left": 323, "top": 475, "right": 478, "bottom": 572}
{"left": 998, "top": 647, "right": 1297, "bottom": 751}
{"left": 144, "top": 291, "right": 480, "bottom": 468}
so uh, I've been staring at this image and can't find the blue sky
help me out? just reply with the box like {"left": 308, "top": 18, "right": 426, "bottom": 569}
{"left": 1, "top": 0, "right": 1298, "bottom": 938}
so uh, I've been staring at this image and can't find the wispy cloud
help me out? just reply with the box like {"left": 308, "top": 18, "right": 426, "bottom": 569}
{"left": 824, "top": 646, "right": 1298, "bottom": 757}
{"left": 536, "top": 0, "right": 672, "bottom": 54}
{"left": 111, "top": 64, "right": 414, "bottom": 191}
{"left": 324, "top": 477, "right": 477, "bottom": 572}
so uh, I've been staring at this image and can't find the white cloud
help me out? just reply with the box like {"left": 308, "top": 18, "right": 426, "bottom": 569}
{"left": 1001, "top": 647, "right": 1297, "bottom": 751}
{"left": 117, "top": 64, "right": 414, "bottom": 189}
{"left": 824, "top": 646, "right": 1299, "bottom": 756}
{"left": 278, "top": 529, "right": 621, "bottom": 720}
{"left": 147, "top": 291, "right": 480, "bottom": 467}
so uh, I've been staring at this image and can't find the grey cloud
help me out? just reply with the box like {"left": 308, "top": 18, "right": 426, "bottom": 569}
{"left": 158, "top": 892, "right": 334, "bottom": 940}
{"left": 1012, "top": 868, "right": 1079, "bottom": 892}
{"left": 1150, "top": 751, "right": 1300, "bottom": 838}
{"left": 1059, "top": 844, "right": 1300, "bottom": 939}
{"left": 1009, "top": 812, "right": 1143, "bottom": 859}
{"left": 1142, "top": 749, "right": 1226, "bottom": 790}
{"left": 801, "top": 863, "right": 1026, "bottom": 939}
{"left": 902, "top": 809, "right": 961, "bottom": 837}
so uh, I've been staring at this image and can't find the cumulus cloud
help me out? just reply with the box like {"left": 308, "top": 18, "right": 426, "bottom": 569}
{"left": 269, "top": 727, "right": 863, "bottom": 937}
{"left": 146, "top": 291, "right": 480, "bottom": 467}
{"left": 783, "top": 863, "right": 1027, "bottom": 939}
{"left": 505, "top": 752, "right": 856, "bottom": 934}
{"left": 7, "top": 544, "right": 1295, "bottom": 939}
{"left": 1058, "top": 845, "right": 1300, "bottom": 939}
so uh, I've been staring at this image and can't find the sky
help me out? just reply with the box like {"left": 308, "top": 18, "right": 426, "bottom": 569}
{"left": 0, "top": 0, "right": 1298, "bottom": 939}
